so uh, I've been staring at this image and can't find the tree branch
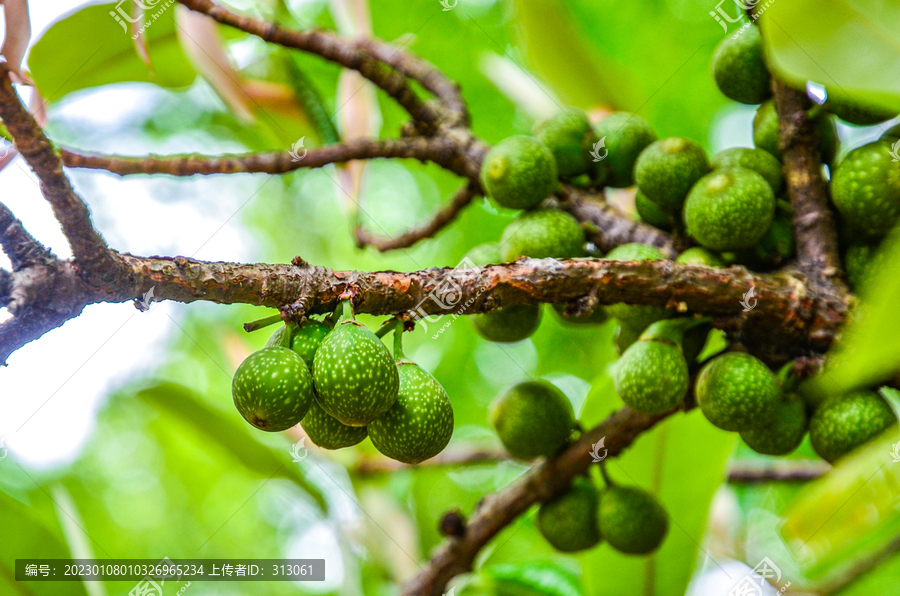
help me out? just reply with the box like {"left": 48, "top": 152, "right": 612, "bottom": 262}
{"left": 354, "top": 447, "right": 509, "bottom": 476}
{"left": 772, "top": 79, "right": 842, "bottom": 282}
{"left": 726, "top": 461, "right": 829, "bottom": 483}
{"left": 355, "top": 183, "right": 478, "bottom": 251}
{"left": 0, "top": 200, "right": 52, "bottom": 270}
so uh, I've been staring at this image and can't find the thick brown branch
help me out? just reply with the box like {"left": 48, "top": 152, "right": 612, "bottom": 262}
{"left": 355, "top": 184, "right": 478, "bottom": 251}
{"left": 772, "top": 79, "right": 842, "bottom": 281}
{"left": 0, "top": 66, "right": 121, "bottom": 283}
{"left": 177, "top": 0, "right": 442, "bottom": 127}
{"left": 400, "top": 406, "right": 677, "bottom": 596}
{"left": 59, "top": 137, "right": 468, "bottom": 178}
{"left": 727, "top": 461, "right": 829, "bottom": 483}
{"left": 0, "top": 200, "right": 51, "bottom": 270}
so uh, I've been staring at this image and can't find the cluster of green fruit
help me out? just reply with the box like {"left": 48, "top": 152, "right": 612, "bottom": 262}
{"left": 231, "top": 303, "right": 453, "bottom": 464}
{"left": 490, "top": 380, "right": 668, "bottom": 555}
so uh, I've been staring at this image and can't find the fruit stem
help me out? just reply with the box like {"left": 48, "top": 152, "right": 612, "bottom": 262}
{"left": 336, "top": 299, "right": 355, "bottom": 323}
{"left": 279, "top": 322, "right": 295, "bottom": 349}
{"left": 242, "top": 313, "right": 283, "bottom": 333}
{"left": 599, "top": 460, "right": 616, "bottom": 488}
{"left": 375, "top": 317, "right": 401, "bottom": 338}
{"left": 639, "top": 317, "right": 712, "bottom": 344}
{"left": 392, "top": 321, "right": 406, "bottom": 362}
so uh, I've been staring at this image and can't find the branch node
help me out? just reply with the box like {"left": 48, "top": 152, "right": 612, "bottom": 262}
{"left": 439, "top": 511, "right": 467, "bottom": 538}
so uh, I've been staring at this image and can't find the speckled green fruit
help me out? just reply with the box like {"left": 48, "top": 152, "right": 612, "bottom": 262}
{"left": 301, "top": 399, "right": 368, "bottom": 449}
{"left": 232, "top": 347, "right": 315, "bottom": 432}
{"left": 266, "top": 320, "right": 330, "bottom": 367}
{"left": 635, "top": 189, "right": 676, "bottom": 231}
{"left": 635, "top": 138, "right": 710, "bottom": 210}
{"left": 480, "top": 135, "right": 558, "bottom": 210}
{"left": 500, "top": 209, "right": 585, "bottom": 261}
{"left": 827, "top": 96, "right": 896, "bottom": 126}
{"left": 740, "top": 395, "right": 807, "bottom": 455}
{"left": 598, "top": 486, "right": 668, "bottom": 555}
{"left": 593, "top": 112, "right": 657, "bottom": 187}
{"left": 711, "top": 26, "right": 771, "bottom": 105}
{"left": 683, "top": 167, "right": 776, "bottom": 251}
{"left": 615, "top": 338, "right": 688, "bottom": 414}
{"left": 676, "top": 247, "right": 724, "bottom": 267}
{"left": 368, "top": 362, "right": 454, "bottom": 464}
{"left": 312, "top": 321, "right": 399, "bottom": 426}
{"left": 552, "top": 303, "right": 608, "bottom": 326}
{"left": 695, "top": 352, "right": 781, "bottom": 431}
{"left": 751, "top": 204, "right": 795, "bottom": 267}
{"left": 831, "top": 141, "right": 900, "bottom": 238}
{"left": 753, "top": 100, "right": 838, "bottom": 165}
{"left": 537, "top": 478, "right": 602, "bottom": 552}
{"left": 844, "top": 243, "right": 880, "bottom": 291}
{"left": 490, "top": 380, "right": 575, "bottom": 459}
{"left": 711, "top": 147, "right": 784, "bottom": 193}
{"left": 534, "top": 108, "right": 597, "bottom": 179}
{"left": 604, "top": 243, "right": 672, "bottom": 327}
{"left": 472, "top": 305, "right": 542, "bottom": 343}
{"left": 810, "top": 391, "right": 897, "bottom": 463}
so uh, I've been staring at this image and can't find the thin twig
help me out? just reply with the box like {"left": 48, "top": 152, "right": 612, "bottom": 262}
{"left": 0, "top": 200, "right": 51, "bottom": 270}
{"left": 354, "top": 448, "right": 509, "bottom": 476}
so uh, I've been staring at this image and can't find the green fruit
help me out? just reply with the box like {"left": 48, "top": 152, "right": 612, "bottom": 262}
{"left": 232, "top": 347, "right": 315, "bottom": 432}
{"left": 695, "top": 352, "right": 781, "bottom": 431}
{"left": 683, "top": 167, "right": 776, "bottom": 251}
{"left": 500, "top": 209, "right": 585, "bottom": 261}
{"left": 740, "top": 395, "right": 807, "bottom": 455}
{"left": 301, "top": 399, "right": 368, "bottom": 449}
{"left": 635, "top": 138, "right": 710, "bottom": 210}
{"left": 593, "top": 112, "right": 657, "bottom": 187}
{"left": 751, "top": 204, "right": 795, "bottom": 266}
{"left": 490, "top": 380, "right": 575, "bottom": 459}
{"left": 753, "top": 100, "right": 838, "bottom": 165}
{"left": 552, "top": 302, "right": 608, "bottom": 326}
{"left": 312, "top": 321, "right": 399, "bottom": 426}
{"left": 534, "top": 108, "right": 597, "bottom": 179}
{"left": 615, "top": 336, "right": 689, "bottom": 414}
{"left": 710, "top": 147, "right": 784, "bottom": 193}
{"left": 598, "top": 486, "right": 668, "bottom": 555}
{"left": 831, "top": 141, "right": 900, "bottom": 238}
{"left": 604, "top": 243, "right": 672, "bottom": 327}
{"left": 635, "top": 189, "right": 676, "bottom": 231}
{"left": 537, "top": 478, "right": 602, "bottom": 552}
{"left": 844, "top": 243, "right": 880, "bottom": 291}
{"left": 368, "top": 361, "right": 454, "bottom": 464}
{"left": 711, "top": 26, "right": 771, "bottom": 105}
{"left": 809, "top": 390, "right": 897, "bottom": 463}
{"left": 827, "top": 96, "right": 896, "bottom": 126}
{"left": 266, "top": 320, "right": 330, "bottom": 367}
{"left": 472, "top": 304, "right": 542, "bottom": 343}
{"left": 881, "top": 124, "right": 900, "bottom": 142}
{"left": 675, "top": 247, "right": 725, "bottom": 267}
{"left": 480, "top": 135, "right": 558, "bottom": 210}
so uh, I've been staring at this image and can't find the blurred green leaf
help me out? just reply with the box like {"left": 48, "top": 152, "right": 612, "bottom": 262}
{"left": 135, "top": 381, "right": 328, "bottom": 511}
{"left": 29, "top": 2, "right": 196, "bottom": 104}
{"left": 473, "top": 561, "right": 582, "bottom": 596}
{"left": 760, "top": 0, "right": 900, "bottom": 112}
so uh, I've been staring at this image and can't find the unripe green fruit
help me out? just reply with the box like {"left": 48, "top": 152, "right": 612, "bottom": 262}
{"left": 301, "top": 399, "right": 368, "bottom": 449}
{"left": 266, "top": 320, "right": 330, "bottom": 367}
{"left": 312, "top": 321, "right": 399, "bottom": 426}
{"left": 740, "top": 395, "right": 807, "bottom": 455}
{"left": 368, "top": 361, "right": 454, "bottom": 464}
{"left": 711, "top": 26, "right": 771, "bottom": 105}
{"left": 480, "top": 135, "right": 558, "bottom": 210}
{"left": 490, "top": 380, "right": 575, "bottom": 459}
{"left": 844, "top": 243, "right": 879, "bottom": 291}
{"left": 500, "top": 209, "right": 585, "bottom": 261}
{"left": 537, "top": 478, "right": 602, "bottom": 552}
{"left": 232, "top": 347, "right": 315, "bottom": 432}
{"left": 753, "top": 100, "right": 838, "bottom": 165}
{"left": 826, "top": 96, "right": 896, "bottom": 126}
{"left": 552, "top": 302, "right": 608, "bottom": 326}
{"left": 751, "top": 204, "right": 795, "bottom": 267}
{"left": 635, "top": 137, "right": 710, "bottom": 210}
{"left": 831, "top": 141, "right": 900, "bottom": 238}
{"left": 598, "top": 486, "right": 668, "bottom": 555}
{"left": 635, "top": 189, "right": 676, "bottom": 231}
{"left": 472, "top": 305, "right": 542, "bottom": 343}
{"left": 683, "top": 167, "right": 776, "bottom": 251}
{"left": 675, "top": 247, "right": 724, "bottom": 267}
{"left": 615, "top": 337, "right": 689, "bottom": 414}
{"left": 710, "top": 147, "right": 784, "bottom": 194}
{"left": 695, "top": 352, "right": 781, "bottom": 431}
{"left": 809, "top": 390, "right": 897, "bottom": 463}
{"left": 534, "top": 108, "right": 597, "bottom": 179}
{"left": 604, "top": 243, "right": 672, "bottom": 328}
{"left": 593, "top": 112, "right": 657, "bottom": 188}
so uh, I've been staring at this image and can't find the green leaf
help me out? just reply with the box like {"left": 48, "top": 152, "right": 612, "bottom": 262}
{"left": 134, "top": 381, "right": 328, "bottom": 512}
{"left": 0, "top": 489, "right": 89, "bottom": 596}
{"left": 29, "top": 2, "right": 196, "bottom": 104}
{"left": 473, "top": 561, "right": 582, "bottom": 596}
{"left": 760, "top": 0, "right": 900, "bottom": 113}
